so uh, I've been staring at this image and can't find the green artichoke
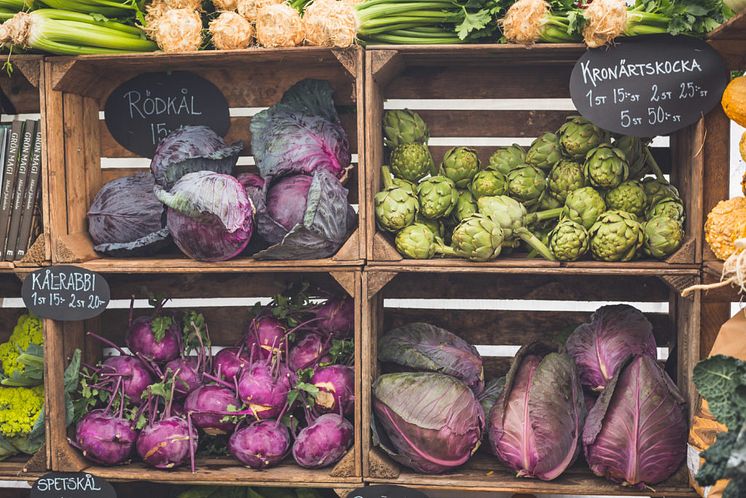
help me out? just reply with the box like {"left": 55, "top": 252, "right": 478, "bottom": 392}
{"left": 584, "top": 144, "right": 629, "bottom": 189}
{"left": 470, "top": 170, "right": 507, "bottom": 199}
{"left": 487, "top": 144, "right": 526, "bottom": 175}
{"left": 605, "top": 180, "right": 647, "bottom": 218}
{"left": 558, "top": 116, "right": 610, "bottom": 160}
{"left": 390, "top": 143, "right": 434, "bottom": 182}
{"left": 415, "top": 214, "right": 444, "bottom": 238}
{"left": 539, "top": 193, "right": 563, "bottom": 210}
{"left": 642, "top": 178, "right": 680, "bottom": 208}
{"left": 383, "top": 110, "right": 429, "bottom": 148}
{"left": 375, "top": 167, "right": 419, "bottom": 232}
{"left": 441, "top": 147, "right": 480, "bottom": 188}
{"left": 548, "top": 160, "right": 586, "bottom": 203}
{"left": 646, "top": 197, "right": 685, "bottom": 225}
{"left": 455, "top": 189, "right": 478, "bottom": 222}
{"left": 549, "top": 219, "right": 590, "bottom": 262}
{"left": 477, "top": 195, "right": 560, "bottom": 260}
{"left": 562, "top": 186, "right": 606, "bottom": 230}
{"left": 526, "top": 132, "right": 562, "bottom": 171}
{"left": 589, "top": 210, "right": 644, "bottom": 262}
{"left": 507, "top": 165, "right": 547, "bottom": 208}
{"left": 643, "top": 215, "right": 684, "bottom": 259}
{"left": 418, "top": 175, "right": 458, "bottom": 219}
{"left": 613, "top": 136, "right": 665, "bottom": 181}
{"left": 394, "top": 224, "right": 441, "bottom": 259}
{"left": 448, "top": 214, "right": 505, "bottom": 261}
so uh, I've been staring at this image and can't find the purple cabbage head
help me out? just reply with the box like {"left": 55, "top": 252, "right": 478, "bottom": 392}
{"left": 126, "top": 315, "right": 182, "bottom": 364}
{"left": 288, "top": 332, "right": 329, "bottom": 371}
{"left": 488, "top": 343, "right": 585, "bottom": 481}
{"left": 245, "top": 315, "right": 287, "bottom": 359}
{"left": 156, "top": 171, "right": 255, "bottom": 261}
{"left": 250, "top": 79, "right": 350, "bottom": 181}
{"left": 213, "top": 347, "right": 250, "bottom": 382}
{"left": 184, "top": 385, "right": 240, "bottom": 435}
{"left": 151, "top": 125, "right": 242, "bottom": 190}
{"left": 74, "top": 410, "right": 138, "bottom": 466}
{"left": 164, "top": 357, "right": 202, "bottom": 397}
{"left": 478, "top": 377, "right": 505, "bottom": 419}
{"left": 373, "top": 372, "right": 484, "bottom": 474}
{"left": 87, "top": 173, "right": 170, "bottom": 257}
{"left": 102, "top": 356, "right": 154, "bottom": 402}
{"left": 229, "top": 420, "right": 291, "bottom": 469}
{"left": 583, "top": 354, "right": 687, "bottom": 488}
{"left": 237, "top": 362, "right": 293, "bottom": 420}
{"left": 314, "top": 296, "right": 354, "bottom": 339}
{"left": 252, "top": 169, "right": 356, "bottom": 261}
{"left": 292, "top": 413, "right": 353, "bottom": 469}
{"left": 566, "top": 304, "right": 657, "bottom": 392}
{"left": 136, "top": 416, "right": 196, "bottom": 469}
{"left": 311, "top": 365, "right": 354, "bottom": 416}
{"left": 237, "top": 172, "right": 266, "bottom": 215}
{"left": 378, "top": 322, "right": 484, "bottom": 395}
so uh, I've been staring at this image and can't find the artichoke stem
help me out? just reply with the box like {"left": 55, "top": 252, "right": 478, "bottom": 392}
{"left": 436, "top": 243, "right": 458, "bottom": 258}
{"left": 514, "top": 227, "right": 556, "bottom": 261}
{"left": 381, "top": 165, "right": 395, "bottom": 189}
{"left": 644, "top": 147, "right": 665, "bottom": 182}
{"left": 526, "top": 207, "right": 563, "bottom": 225}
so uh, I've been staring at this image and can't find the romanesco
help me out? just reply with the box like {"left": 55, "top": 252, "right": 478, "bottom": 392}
{"left": 0, "top": 314, "right": 43, "bottom": 383}
{"left": 0, "top": 385, "right": 43, "bottom": 439}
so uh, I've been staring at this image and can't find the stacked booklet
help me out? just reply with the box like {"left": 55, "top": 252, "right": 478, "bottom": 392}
{"left": 0, "top": 119, "right": 42, "bottom": 261}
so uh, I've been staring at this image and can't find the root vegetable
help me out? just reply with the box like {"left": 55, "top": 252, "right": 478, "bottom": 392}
{"left": 213, "top": 347, "right": 250, "bottom": 381}
{"left": 237, "top": 362, "right": 293, "bottom": 419}
{"left": 136, "top": 416, "right": 196, "bottom": 469}
{"left": 236, "top": 0, "right": 283, "bottom": 21}
{"left": 184, "top": 385, "right": 240, "bottom": 435}
{"left": 213, "top": 0, "right": 238, "bottom": 10}
{"left": 209, "top": 11, "right": 253, "bottom": 49}
{"left": 501, "top": 0, "right": 580, "bottom": 44}
{"left": 74, "top": 410, "right": 137, "bottom": 466}
{"left": 302, "top": 0, "right": 357, "bottom": 47}
{"left": 292, "top": 413, "right": 353, "bottom": 468}
{"left": 255, "top": 3, "right": 304, "bottom": 47}
{"left": 148, "top": 8, "right": 203, "bottom": 52}
{"left": 311, "top": 365, "right": 354, "bottom": 416}
{"left": 229, "top": 420, "right": 291, "bottom": 469}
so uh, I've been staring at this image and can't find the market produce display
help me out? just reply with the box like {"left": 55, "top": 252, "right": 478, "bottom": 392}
{"left": 71, "top": 285, "right": 355, "bottom": 471}
{"left": 87, "top": 79, "right": 356, "bottom": 262}
{"left": 371, "top": 306, "right": 687, "bottom": 486}
{"left": 0, "top": 313, "right": 79, "bottom": 461}
{"left": 375, "top": 110, "right": 686, "bottom": 262}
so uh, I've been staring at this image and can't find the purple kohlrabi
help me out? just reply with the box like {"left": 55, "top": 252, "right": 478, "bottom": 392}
{"left": 102, "top": 356, "right": 154, "bottom": 402}
{"left": 237, "top": 362, "right": 293, "bottom": 420}
{"left": 74, "top": 410, "right": 138, "bottom": 466}
{"left": 184, "top": 385, "right": 240, "bottom": 435}
{"left": 314, "top": 296, "right": 354, "bottom": 339}
{"left": 288, "top": 332, "right": 330, "bottom": 371}
{"left": 164, "top": 357, "right": 202, "bottom": 398}
{"left": 245, "top": 315, "right": 287, "bottom": 359}
{"left": 213, "top": 347, "right": 250, "bottom": 382}
{"left": 229, "top": 420, "right": 291, "bottom": 469}
{"left": 127, "top": 314, "right": 182, "bottom": 364}
{"left": 292, "top": 413, "right": 353, "bottom": 469}
{"left": 136, "top": 416, "right": 197, "bottom": 469}
{"left": 312, "top": 365, "right": 354, "bottom": 416}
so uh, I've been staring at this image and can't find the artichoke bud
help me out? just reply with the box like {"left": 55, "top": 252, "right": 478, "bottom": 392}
{"left": 395, "top": 223, "right": 437, "bottom": 259}
{"left": 561, "top": 186, "right": 607, "bottom": 230}
{"left": 417, "top": 175, "right": 458, "bottom": 219}
{"left": 548, "top": 160, "right": 586, "bottom": 203}
{"left": 589, "top": 210, "right": 644, "bottom": 262}
{"left": 455, "top": 190, "right": 478, "bottom": 222}
{"left": 605, "top": 180, "right": 647, "bottom": 218}
{"left": 383, "top": 110, "right": 429, "bottom": 148}
{"left": 643, "top": 216, "right": 684, "bottom": 259}
{"left": 549, "top": 219, "right": 590, "bottom": 262}
{"left": 558, "top": 115, "right": 610, "bottom": 160}
{"left": 487, "top": 144, "right": 526, "bottom": 175}
{"left": 646, "top": 197, "right": 685, "bottom": 225}
{"left": 450, "top": 214, "right": 504, "bottom": 262}
{"left": 526, "top": 132, "right": 562, "bottom": 171}
{"left": 507, "top": 165, "right": 547, "bottom": 208}
{"left": 470, "top": 170, "right": 507, "bottom": 199}
{"left": 583, "top": 144, "right": 629, "bottom": 190}
{"left": 441, "top": 147, "right": 480, "bottom": 188}
{"left": 390, "top": 143, "right": 434, "bottom": 183}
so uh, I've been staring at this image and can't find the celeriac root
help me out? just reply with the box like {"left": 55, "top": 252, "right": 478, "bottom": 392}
{"left": 149, "top": 8, "right": 203, "bottom": 52}
{"left": 682, "top": 238, "right": 746, "bottom": 297}
{"left": 210, "top": 11, "right": 253, "bottom": 49}
{"left": 500, "top": 0, "right": 549, "bottom": 45}
{"left": 236, "top": 0, "right": 283, "bottom": 22}
{"left": 303, "top": 0, "right": 357, "bottom": 47}
{"left": 213, "top": 0, "right": 238, "bottom": 10}
{"left": 255, "top": 3, "right": 303, "bottom": 47}
{"left": 582, "top": 0, "right": 627, "bottom": 48}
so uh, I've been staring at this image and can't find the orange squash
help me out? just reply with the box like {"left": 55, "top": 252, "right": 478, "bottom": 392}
{"left": 722, "top": 76, "right": 746, "bottom": 128}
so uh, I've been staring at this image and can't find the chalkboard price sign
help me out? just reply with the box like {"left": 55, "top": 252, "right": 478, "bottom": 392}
{"left": 22, "top": 266, "right": 110, "bottom": 321}
{"left": 31, "top": 473, "right": 116, "bottom": 498}
{"left": 104, "top": 71, "right": 231, "bottom": 157}
{"left": 346, "top": 485, "right": 428, "bottom": 498}
{"left": 570, "top": 34, "right": 728, "bottom": 137}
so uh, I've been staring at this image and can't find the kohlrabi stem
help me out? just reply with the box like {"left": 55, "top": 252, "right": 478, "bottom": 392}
{"left": 187, "top": 414, "right": 196, "bottom": 473}
{"left": 128, "top": 296, "right": 135, "bottom": 328}
{"left": 104, "top": 376, "right": 121, "bottom": 414}
{"left": 87, "top": 332, "right": 127, "bottom": 355}
{"left": 202, "top": 372, "right": 235, "bottom": 389}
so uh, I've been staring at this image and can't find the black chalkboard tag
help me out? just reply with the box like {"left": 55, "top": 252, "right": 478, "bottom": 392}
{"left": 346, "top": 485, "right": 428, "bottom": 498}
{"left": 570, "top": 34, "right": 728, "bottom": 137}
{"left": 104, "top": 71, "right": 230, "bottom": 158}
{"left": 22, "top": 266, "right": 110, "bottom": 321}
{"left": 31, "top": 472, "right": 116, "bottom": 498}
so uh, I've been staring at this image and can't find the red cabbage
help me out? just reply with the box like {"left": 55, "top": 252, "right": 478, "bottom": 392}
{"left": 263, "top": 175, "right": 313, "bottom": 244}
{"left": 156, "top": 171, "right": 255, "bottom": 261}
{"left": 378, "top": 322, "right": 484, "bottom": 395}
{"left": 292, "top": 413, "right": 353, "bottom": 469}
{"left": 583, "top": 355, "right": 687, "bottom": 488}
{"left": 373, "top": 372, "right": 484, "bottom": 474}
{"left": 151, "top": 126, "right": 242, "bottom": 190}
{"left": 229, "top": 420, "right": 291, "bottom": 469}
{"left": 566, "top": 304, "right": 657, "bottom": 392}
{"left": 250, "top": 80, "right": 350, "bottom": 181}
{"left": 488, "top": 343, "right": 585, "bottom": 481}
{"left": 87, "top": 173, "right": 170, "bottom": 257}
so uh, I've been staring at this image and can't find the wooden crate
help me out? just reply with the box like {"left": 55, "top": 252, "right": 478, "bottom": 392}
{"left": 0, "top": 272, "right": 47, "bottom": 479}
{"left": 361, "top": 268, "right": 700, "bottom": 497}
{"left": 44, "top": 269, "right": 362, "bottom": 486}
{"left": 0, "top": 56, "right": 49, "bottom": 268}
{"left": 43, "top": 48, "right": 365, "bottom": 272}
{"left": 364, "top": 46, "right": 705, "bottom": 270}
